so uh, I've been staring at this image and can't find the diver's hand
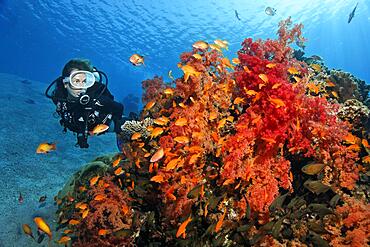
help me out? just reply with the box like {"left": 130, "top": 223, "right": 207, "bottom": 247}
{"left": 92, "top": 99, "right": 104, "bottom": 107}
{"left": 76, "top": 134, "right": 89, "bottom": 148}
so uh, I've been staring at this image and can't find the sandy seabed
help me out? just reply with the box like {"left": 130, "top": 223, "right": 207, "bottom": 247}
{"left": 0, "top": 73, "right": 117, "bottom": 247}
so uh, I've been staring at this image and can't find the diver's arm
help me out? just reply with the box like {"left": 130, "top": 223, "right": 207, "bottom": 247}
{"left": 94, "top": 95, "right": 124, "bottom": 120}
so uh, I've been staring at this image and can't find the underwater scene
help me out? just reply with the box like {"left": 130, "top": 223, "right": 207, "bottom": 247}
{"left": 0, "top": 0, "right": 369, "bottom": 246}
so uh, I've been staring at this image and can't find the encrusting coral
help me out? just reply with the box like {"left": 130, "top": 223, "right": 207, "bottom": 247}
{"left": 329, "top": 69, "right": 370, "bottom": 106}
{"left": 51, "top": 18, "right": 369, "bottom": 247}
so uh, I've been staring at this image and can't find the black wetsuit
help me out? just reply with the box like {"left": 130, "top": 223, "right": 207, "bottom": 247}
{"left": 51, "top": 78, "right": 123, "bottom": 147}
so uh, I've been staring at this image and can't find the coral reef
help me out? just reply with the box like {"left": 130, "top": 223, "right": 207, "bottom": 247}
{"left": 338, "top": 99, "right": 370, "bottom": 131}
{"left": 326, "top": 195, "right": 370, "bottom": 247}
{"left": 118, "top": 117, "right": 154, "bottom": 141}
{"left": 329, "top": 69, "right": 370, "bottom": 105}
{"left": 52, "top": 18, "right": 369, "bottom": 247}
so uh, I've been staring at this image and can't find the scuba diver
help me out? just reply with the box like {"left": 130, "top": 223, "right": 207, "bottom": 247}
{"left": 45, "top": 59, "right": 146, "bottom": 149}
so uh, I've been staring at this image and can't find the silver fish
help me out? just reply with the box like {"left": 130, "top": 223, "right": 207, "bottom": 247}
{"left": 348, "top": 2, "right": 358, "bottom": 24}
{"left": 265, "top": 7, "right": 277, "bottom": 16}
{"left": 304, "top": 180, "right": 331, "bottom": 194}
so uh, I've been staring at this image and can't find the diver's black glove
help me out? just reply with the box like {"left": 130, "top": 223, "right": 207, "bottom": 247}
{"left": 76, "top": 134, "right": 89, "bottom": 148}
{"left": 128, "top": 112, "right": 139, "bottom": 121}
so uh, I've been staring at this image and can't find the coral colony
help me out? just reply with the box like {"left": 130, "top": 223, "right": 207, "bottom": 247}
{"left": 29, "top": 18, "right": 369, "bottom": 246}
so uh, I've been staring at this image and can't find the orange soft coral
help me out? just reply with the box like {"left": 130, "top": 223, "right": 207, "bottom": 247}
{"left": 326, "top": 196, "right": 370, "bottom": 247}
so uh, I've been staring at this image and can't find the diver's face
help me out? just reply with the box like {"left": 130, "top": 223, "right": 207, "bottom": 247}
{"left": 64, "top": 69, "right": 87, "bottom": 98}
{"left": 71, "top": 73, "right": 87, "bottom": 88}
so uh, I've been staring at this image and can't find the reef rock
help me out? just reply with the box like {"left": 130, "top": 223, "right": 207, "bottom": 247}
{"left": 118, "top": 117, "right": 153, "bottom": 142}
{"left": 329, "top": 70, "right": 370, "bottom": 106}
{"left": 338, "top": 99, "right": 370, "bottom": 131}
{"left": 57, "top": 154, "right": 116, "bottom": 199}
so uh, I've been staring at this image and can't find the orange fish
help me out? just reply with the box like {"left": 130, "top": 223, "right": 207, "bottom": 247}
{"left": 176, "top": 216, "right": 192, "bottom": 238}
{"left": 192, "top": 54, "right": 202, "bottom": 60}
{"left": 129, "top": 54, "right": 144, "bottom": 66}
{"left": 209, "top": 112, "right": 218, "bottom": 121}
{"left": 295, "top": 117, "right": 300, "bottom": 132}
{"left": 82, "top": 209, "right": 89, "bottom": 219}
{"left": 165, "top": 158, "right": 181, "bottom": 171}
{"left": 22, "top": 224, "right": 34, "bottom": 239}
{"left": 112, "top": 156, "right": 122, "bottom": 167}
{"left": 150, "top": 175, "right": 164, "bottom": 183}
{"left": 89, "top": 124, "right": 109, "bottom": 135}
{"left": 214, "top": 39, "right": 229, "bottom": 50}
{"left": 233, "top": 97, "right": 245, "bottom": 104}
{"left": 69, "top": 219, "right": 80, "bottom": 225}
{"left": 89, "top": 175, "right": 100, "bottom": 187}
{"left": 114, "top": 167, "right": 124, "bottom": 176}
{"left": 221, "top": 58, "right": 233, "bottom": 69}
{"left": 362, "top": 139, "right": 370, "bottom": 149}
{"left": 204, "top": 202, "right": 209, "bottom": 217}
{"left": 154, "top": 116, "right": 170, "bottom": 126}
{"left": 243, "top": 66, "right": 252, "bottom": 74}
{"left": 150, "top": 127, "right": 164, "bottom": 138}
{"left": 301, "top": 163, "right": 325, "bottom": 175}
{"left": 272, "top": 83, "right": 281, "bottom": 89}
{"left": 131, "top": 132, "right": 141, "bottom": 141}
{"left": 222, "top": 178, "right": 234, "bottom": 186}
{"left": 189, "top": 146, "right": 203, "bottom": 153}
{"left": 180, "top": 65, "right": 201, "bottom": 82}
{"left": 121, "top": 204, "right": 129, "bottom": 215}
{"left": 266, "top": 63, "right": 276, "bottom": 68}
{"left": 261, "top": 137, "right": 276, "bottom": 144}
{"left": 287, "top": 67, "right": 300, "bottom": 74}
{"left": 34, "top": 217, "right": 52, "bottom": 239}
{"left": 362, "top": 155, "right": 370, "bottom": 164}
{"left": 57, "top": 236, "right": 71, "bottom": 244}
{"left": 244, "top": 88, "right": 258, "bottom": 96}
{"left": 348, "top": 144, "right": 361, "bottom": 152}
{"left": 258, "top": 74, "right": 268, "bottom": 83}
{"left": 344, "top": 133, "right": 359, "bottom": 145}
{"left": 174, "top": 136, "right": 190, "bottom": 144}
{"left": 215, "top": 209, "right": 227, "bottom": 233}
{"left": 209, "top": 44, "right": 222, "bottom": 52}
{"left": 192, "top": 132, "right": 202, "bottom": 138}
{"left": 307, "top": 82, "right": 320, "bottom": 94}
{"left": 217, "top": 118, "right": 227, "bottom": 129}
{"left": 167, "top": 193, "right": 177, "bottom": 201}
{"left": 268, "top": 97, "right": 285, "bottom": 108}
{"left": 189, "top": 153, "right": 200, "bottom": 165}
{"left": 331, "top": 91, "right": 339, "bottom": 98}
{"left": 192, "top": 41, "right": 208, "bottom": 50}
{"left": 36, "top": 142, "right": 56, "bottom": 154}
{"left": 232, "top": 58, "right": 240, "bottom": 64}
{"left": 175, "top": 117, "right": 188, "bottom": 127}
{"left": 310, "top": 64, "right": 322, "bottom": 72}
{"left": 144, "top": 101, "right": 156, "bottom": 111}
{"left": 63, "top": 229, "right": 73, "bottom": 234}
{"left": 94, "top": 194, "right": 106, "bottom": 201}
{"left": 164, "top": 88, "right": 174, "bottom": 95}
{"left": 79, "top": 186, "right": 87, "bottom": 192}
{"left": 325, "top": 80, "right": 336, "bottom": 87}
{"left": 75, "top": 202, "right": 88, "bottom": 210}
{"left": 98, "top": 229, "right": 109, "bottom": 236}
{"left": 150, "top": 148, "right": 164, "bottom": 162}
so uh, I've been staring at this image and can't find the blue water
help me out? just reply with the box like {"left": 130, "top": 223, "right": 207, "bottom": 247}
{"left": 0, "top": 0, "right": 369, "bottom": 107}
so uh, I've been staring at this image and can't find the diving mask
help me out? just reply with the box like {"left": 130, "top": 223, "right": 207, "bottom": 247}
{"left": 63, "top": 70, "right": 96, "bottom": 89}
